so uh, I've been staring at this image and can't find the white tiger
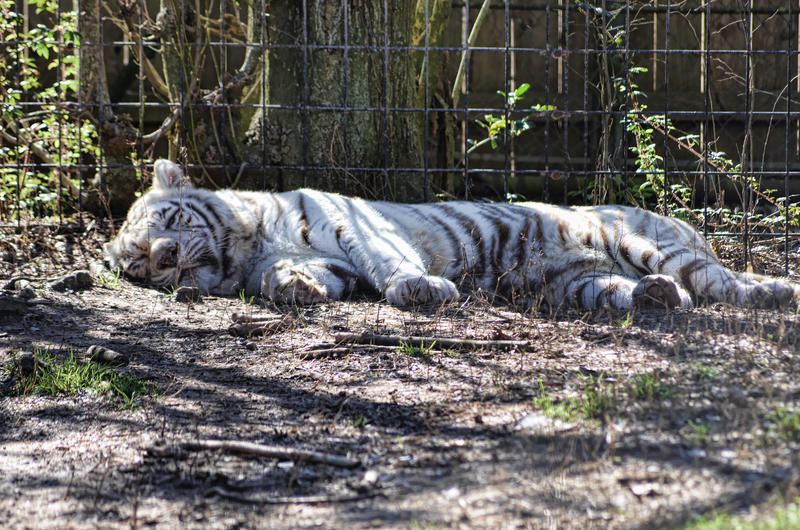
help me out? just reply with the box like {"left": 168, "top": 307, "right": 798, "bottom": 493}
{"left": 104, "top": 159, "right": 799, "bottom": 311}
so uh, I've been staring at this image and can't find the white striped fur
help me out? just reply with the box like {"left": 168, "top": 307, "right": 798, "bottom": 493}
{"left": 104, "top": 160, "right": 799, "bottom": 311}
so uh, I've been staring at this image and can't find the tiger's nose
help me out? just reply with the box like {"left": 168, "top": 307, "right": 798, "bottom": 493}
{"left": 151, "top": 238, "right": 179, "bottom": 269}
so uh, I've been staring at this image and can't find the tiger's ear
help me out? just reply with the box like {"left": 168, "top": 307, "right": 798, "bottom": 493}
{"left": 152, "top": 159, "right": 191, "bottom": 190}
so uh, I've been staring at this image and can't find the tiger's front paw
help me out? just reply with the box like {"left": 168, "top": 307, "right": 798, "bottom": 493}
{"left": 262, "top": 260, "right": 329, "bottom": 305}
{"left": 385, "top": 275, "right": 459, "bottom": 306}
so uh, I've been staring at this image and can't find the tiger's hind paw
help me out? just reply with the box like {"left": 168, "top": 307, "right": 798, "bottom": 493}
{"left": 741, "top": 279, "right": 796, "bottom": 309}
{"left": 385, "top": 275, "right": 459, "bottom": 306}
{"left": 633, "top": 274, "right": 694, "bottom": 309}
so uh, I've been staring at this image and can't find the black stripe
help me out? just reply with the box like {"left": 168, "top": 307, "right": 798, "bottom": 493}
{"left": 679, "top": 259, "right": 708, "bottom": 290}
{"left": 298, "top": 195, "right": 311, "bottom": 246}
{"left": 544, "top": 258, "right": 598, "bottom": 286}
{"left": 477, "top": 205, "right": 512, "bottom": 272}
{"left": 417, "top": 207, "right": 462, "bottom": 277}
{"left": 441, "top": 204, "right": 486, "bottom": 277}
{"left": 190, "top": 200, "right": 224, "bottom": 229}
{"left": 164, "top": 203, "right": 180, "bottom": 228}
{"left": 187, "top": 200, "right": 228, "bottom": 276}
{"left": 516, "top": 216, "right": 533, "bottom": 272}
{"left": 574, "top": 277, "right": 594, "bottom": 307}
{"left": 657, "top": 248, "right": 686, "bottom": 272}
{"left": 618, "top": 240, "right": 651, "bottom": 277}
{"left": 641, "top": 249, "right": 655, "bottom": 270}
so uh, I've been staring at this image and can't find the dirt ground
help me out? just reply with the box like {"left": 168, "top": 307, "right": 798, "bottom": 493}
{"left": 1, "top": 222, "right": 800, "bottom": 529}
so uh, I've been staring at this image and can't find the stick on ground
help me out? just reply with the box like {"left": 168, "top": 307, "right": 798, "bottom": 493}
{"left": 228, "top": 315, "right": 293, "bottom": 337}
{"left": 332, "top": 332, "right": 529, "bottom": 351}
{"left": 174, "top": 439, "right": 360, "bottom": 469}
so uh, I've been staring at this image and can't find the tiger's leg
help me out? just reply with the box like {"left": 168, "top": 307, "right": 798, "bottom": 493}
{"left": 653, "top": 249, "right": 798, "bottom": 309}
{"left": 558, "top": 272, "right": 637, "bottom": 310}
{"left": 259, "top": 258, "right": 360, "bottom": 305}
{"left": 295, "top": 192, "right": 458, "bottom": 306}
{"left": 553, "top": 271, "right": 692, "bottom": 311}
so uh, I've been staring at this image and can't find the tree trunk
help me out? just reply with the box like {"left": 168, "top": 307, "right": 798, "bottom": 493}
{"left": 243, "top": 0, "right": 428, "bottom": 201}
{"left": 80, "top": 0, "right": 138, "bottom": 214}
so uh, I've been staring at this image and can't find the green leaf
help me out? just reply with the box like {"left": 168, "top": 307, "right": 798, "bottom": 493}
{"left": 33, "top": 42, "right": 50, "bottom": 59}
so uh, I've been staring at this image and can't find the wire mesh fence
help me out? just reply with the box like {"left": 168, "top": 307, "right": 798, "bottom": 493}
{"left": 1, "top": 0, "right": 799, "bottom": 270}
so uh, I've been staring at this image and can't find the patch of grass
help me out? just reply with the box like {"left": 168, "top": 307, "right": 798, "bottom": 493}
{"left": 533, "top": 381, "right": 579, "bottom": 422}
{"left": 97, "top": 267, "right": 121, "bottom": 289}
{"left": 616, "top": 312, "right": 633, "bottom": 328}
{"left": 161, "top": 285, "right": 178, "bottom": 300}
{"left": 410, "top": 521, "right": 441, "bottom": 530}
{"left": 631, "top": 371, "right": 672, "bottom": 400}
{"left": 533, "top": 376, "right": 616, "bottom": 422}
{"left": 352, "top": 413, "right": 367, "bottom": 429}
{"left": 684, "top": 498, "right": 800, "bottom": 529}
{"left": 397, "top": 340, "right": 436, "bottom": 358}
{"left": 11, "top": 349, "right": 154, "bottom": 408}
{"left": 238, "top": 288, "right": 255, "bottom": 305}
{"left": 442, "top": 349, "right": 460, "bottom": 359}
{"left": 687, "top": 419, "right": 708, "bottom": 446}
{"left": 769, "top": 406, "right": 800, "bottom": 442}
{"left": 695, "top": 363, "right": 720, "bottom": 379}
{"left": 571, "top": 373, "right": 615, "bottom": 419}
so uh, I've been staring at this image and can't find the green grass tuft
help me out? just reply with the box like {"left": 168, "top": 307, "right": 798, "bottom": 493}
{"left": 684, "top": 498, "right": 800, "bottom": 529}
{"left": 11, "top": 348, "right": 154, "bottom": 408}
{"left": 397, "top": 340, "right": 436, "bottom": 358}
{"left": 631, "top": 371, "right": 672, "bottom": 400}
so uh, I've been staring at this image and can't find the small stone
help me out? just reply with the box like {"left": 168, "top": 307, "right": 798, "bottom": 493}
{"left": 629, "top": 482, "right": 660, "bottom": 497}
{"left": 13, "top": 351, "right": 48, "bottom": 377}
{"left": 9, "top": 280, "right": 35, "bottom": 299}
{"left": 516, "top": 412, "right": 575, "bottom": 433}
{"left": 0, "top": 294, "right": 28, "bottom": 317}
{"left": 728, "top": 386, "right": 748, "bottom": 407}
{"left": 174, "top": 286, "right": 202, "bottom": 303}
{"left": 88, "top": 261, "right": 107, "bottom": 277}
{"left": 245, "top": 341, "right": 257, "bottom": 351}
{"left": 86, "top": 345, "right": 129, "bottom": 366}
{"left": 360, "top": 469, "right": 379, "bottom": 486}
{"left": 17, "top": 287, "right": 35, "bottom": 299}
{"left": 687, "top": 448, "right": 707, "bottom": 459}
{"left": 50, "top": 270, "right": 93, "bottom": 292}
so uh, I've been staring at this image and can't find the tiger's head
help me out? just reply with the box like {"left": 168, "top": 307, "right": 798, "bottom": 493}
{"left": 104, "top": 159, "right": 249, "bottom": 294}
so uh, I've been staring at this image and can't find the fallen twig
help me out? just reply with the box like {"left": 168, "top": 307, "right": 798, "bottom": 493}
{"left": 206, "top": 486, "right": 380, "bottom": 505}
{"left": 157, "top": 439, "right": 360, "bottom": 469}
{"left": 228, "top": 315, "right": 293, "bottom": 337}
{"left": 299, "top": 346, "right": 354, "bottom": 359}
{"left": 332, "top": 332, "right": 529, "bottom": 351}
{"left": 231, "top": 312, "right": 284, "bottom": 323}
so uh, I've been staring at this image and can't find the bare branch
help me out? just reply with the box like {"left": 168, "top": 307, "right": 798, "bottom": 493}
{"left": 333, "top": 331, "right": 529, "bottom": 351}
{"left": 0, "top": 121, "right": 83, "bottom": 199}
{"left": 451, "top": 0, "right": 493, "bottom": 108}
{"left": 150, "top": 439, "right": 361, "bottom": 469}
